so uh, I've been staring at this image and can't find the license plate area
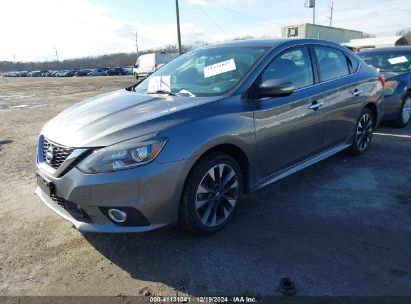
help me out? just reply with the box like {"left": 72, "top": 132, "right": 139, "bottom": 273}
{"left": 36, "top": 173, "right": 55, "bottom": 197}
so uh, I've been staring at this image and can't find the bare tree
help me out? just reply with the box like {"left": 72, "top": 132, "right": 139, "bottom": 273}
{"left": 396, "top": 28, "right": 411, "bottom": 36}
{"left": 362, "top": 33, "right": 376, "bottom": 38}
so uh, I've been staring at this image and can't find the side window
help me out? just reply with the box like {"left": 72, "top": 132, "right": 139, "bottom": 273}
{"left": 261, "top": 47, "right": 314, "bottom": 90}
{"left": 314, "top": 46, "right": 350, "bottom": 81}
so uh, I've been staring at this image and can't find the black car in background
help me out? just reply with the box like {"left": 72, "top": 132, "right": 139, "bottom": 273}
{"left": 30, "top": 70, "right": 45, "bottom": 77}
{"left": 105, "top": 67, "right": 126, "bottom": 76}
{"left": 75, "top": 69, "right": 92, "bottom": 77}
{"left": 359, "top": 47, "right": 411, "bottom": 127}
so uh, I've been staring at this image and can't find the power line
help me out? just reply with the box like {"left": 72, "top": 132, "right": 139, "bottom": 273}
{"left": 217, "top": 5, "right": 283, "bottom": 26}
{"left": 197, "top": 5, "right": 228, "bottom": 37}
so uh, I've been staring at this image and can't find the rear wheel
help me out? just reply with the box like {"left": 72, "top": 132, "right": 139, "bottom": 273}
{"left": 348, "top": 108, "right": 374, "bottom": 156}
{"left": 394, "top": 93, "right": 411, "bottom": 128}
{"left": 179, "top": 152, "right": 242, "bottom": 235}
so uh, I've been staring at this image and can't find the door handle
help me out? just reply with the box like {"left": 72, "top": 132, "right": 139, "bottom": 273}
{"left": 308, "top": 101, "right": 324, "bottom": 111}
{"left": 352, "top": 88, "right": 363, "bottom": 97}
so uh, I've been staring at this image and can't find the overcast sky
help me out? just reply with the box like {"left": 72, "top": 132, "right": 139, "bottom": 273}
{"left": 0, "top": 0, "right": 410, "bottom": 62}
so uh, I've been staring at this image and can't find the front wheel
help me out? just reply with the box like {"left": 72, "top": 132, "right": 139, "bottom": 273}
{"left": 394, "top": 93, "right": 411, "bottom": 128}
{"left": 348, "top": 108, "right": 374, "bottom": 156}
{"left": 179, "top": 152, "right": 243, "bottom": 235}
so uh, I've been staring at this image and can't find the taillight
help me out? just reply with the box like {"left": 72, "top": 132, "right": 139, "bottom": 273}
{"left": 378, "top": 74, "right": 385, "bottom": 86}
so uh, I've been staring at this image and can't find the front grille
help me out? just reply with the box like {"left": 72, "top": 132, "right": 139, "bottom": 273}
{"left": 43, "top": 138, "right": 74, "bottom": 169}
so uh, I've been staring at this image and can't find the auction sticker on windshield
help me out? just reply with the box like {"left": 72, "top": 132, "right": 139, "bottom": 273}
{"left": 148, "top": 76, "right": 171, "bottom": 93}
{"left": 388, "top": 56, "right": 408, "bottom": 65}
{"left": 204, "top": 59, "right": 236, "bottom": 78}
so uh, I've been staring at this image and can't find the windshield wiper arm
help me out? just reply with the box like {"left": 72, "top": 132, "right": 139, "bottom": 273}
{"left": 148, "top": 90, "right": 176, "bottom": 96}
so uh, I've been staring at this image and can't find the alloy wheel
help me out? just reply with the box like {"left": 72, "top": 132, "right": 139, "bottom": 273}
{"left": 195, "top": 164, "right": 239, "bottom": 227}
{"left": 402, "top": 97, "right": 411, "bottom": 124}
{"left": 356, "top": 113, "right": 373, "bottom": 152}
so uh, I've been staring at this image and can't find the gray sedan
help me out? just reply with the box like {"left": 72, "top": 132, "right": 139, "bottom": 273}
{"left": 35, "top": 39, "right": 384, "bottom": 234}
{"left": 359, "top": 47, "right": 411, "bottom": 128}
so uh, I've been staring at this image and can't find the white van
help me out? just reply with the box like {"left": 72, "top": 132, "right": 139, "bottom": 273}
{"left": 133, "top": 52, "right": 179, "bottom": 79}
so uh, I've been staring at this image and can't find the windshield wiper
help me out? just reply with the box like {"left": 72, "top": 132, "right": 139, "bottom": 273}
{"left": 148, "top": 90, "right": 176, "bottom": 96}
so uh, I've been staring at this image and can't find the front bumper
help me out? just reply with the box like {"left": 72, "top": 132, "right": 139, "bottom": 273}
{"left": 35, "top": 158, "right": 189, "bottom": 233}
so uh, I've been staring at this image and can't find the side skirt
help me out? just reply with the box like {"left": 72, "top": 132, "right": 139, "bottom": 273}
{"left": 250, "top": 144, "right": 351, "bottom": 192}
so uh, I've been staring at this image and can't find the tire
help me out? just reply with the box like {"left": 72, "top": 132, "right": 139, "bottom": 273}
{"left": 348, "top": 108, "right": 374, "bottom": 156}
{"left": 394, "top": 93, "right": 411, "bottom": 128}
{"left": 134, "top": 73, "right": 138, "bottom": 79}
{"left": 179, "top": 152, "right": 243, "bottom": 235}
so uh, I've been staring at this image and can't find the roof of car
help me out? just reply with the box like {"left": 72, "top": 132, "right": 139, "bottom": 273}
{"left": 359, "top": 46, "right": 411, "bottom": 53}
{"left": 204, "top": 38, "right": 344, "bottom": 49}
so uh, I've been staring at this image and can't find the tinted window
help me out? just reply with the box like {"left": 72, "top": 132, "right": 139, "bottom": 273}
{"left": 315, "top": 47, "right": 350, "bottom": 81}
{"left": 262, "top": 47, "right": 314, "bottom": 90}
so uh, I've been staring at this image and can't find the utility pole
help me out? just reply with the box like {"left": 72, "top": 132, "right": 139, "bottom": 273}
{"left": 313, "top": 3, "right": 316, "bottom": 25}
{"left": 55, "top": 46, "right": 59, "bottom": 62}
{"left": 175, "top": 0, "right": 182, "bottom": 55}
{"left": 305, "top": 0, "right": 316, "bottom": 25}
{"left": 328, "top": 2, "right": 334, "bottom": 27}
{"left": 135, "top": 31, "right": 139, "bottom": 58}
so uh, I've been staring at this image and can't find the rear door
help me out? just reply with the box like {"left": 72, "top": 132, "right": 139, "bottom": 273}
{"left": 253, "top": 46, "right": 327, "bottom": 180}
{"left": 311, "top": 45, "right": 366, "bottom": 148}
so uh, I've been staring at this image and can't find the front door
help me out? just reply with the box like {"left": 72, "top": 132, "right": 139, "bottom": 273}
{"left": 252, "top": 46, "right": 326, "bottom": 180}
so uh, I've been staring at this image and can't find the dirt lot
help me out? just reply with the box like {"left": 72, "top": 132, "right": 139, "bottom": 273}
{"left": 0, "top": 76, "right": 410, "bottom": 297}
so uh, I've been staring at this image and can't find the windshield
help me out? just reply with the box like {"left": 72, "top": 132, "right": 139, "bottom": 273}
{"left": 359, "top": 51, "right": 411, "bottom": 73}
{"left": 134, "top": 46, "right": 269, "bottom": 97}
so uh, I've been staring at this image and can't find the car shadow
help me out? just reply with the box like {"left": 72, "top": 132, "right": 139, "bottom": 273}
{"left": 82, "top": 146, "right": 411, "bottom": 296}
{"left": 82, "top": 195, "right": 287, "bottom": 297}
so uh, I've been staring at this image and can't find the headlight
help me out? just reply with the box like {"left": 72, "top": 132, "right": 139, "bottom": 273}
{"left": 77, "top": 138, "right": 167, "bottom": 173}
{"left": 384, "top": 80, "right": 400, "bottom": 96}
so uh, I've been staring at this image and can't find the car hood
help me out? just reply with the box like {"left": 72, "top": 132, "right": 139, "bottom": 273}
{"left": 42, "top": 89, "right": 217, "bottom": 147}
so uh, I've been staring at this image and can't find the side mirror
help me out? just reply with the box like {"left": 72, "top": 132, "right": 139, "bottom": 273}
{"left": 258, "top": 79, "right": 294, "bottom": 98}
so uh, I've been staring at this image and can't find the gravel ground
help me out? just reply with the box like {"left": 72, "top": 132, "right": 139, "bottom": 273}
{"left": 0, "top": 76, "right": 410, "bottom": 297}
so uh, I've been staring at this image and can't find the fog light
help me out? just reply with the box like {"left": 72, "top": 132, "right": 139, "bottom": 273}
{"left": 107, "top": 209, "right": 127, "bottom": 223}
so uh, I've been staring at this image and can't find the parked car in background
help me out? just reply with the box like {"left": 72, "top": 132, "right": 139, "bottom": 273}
{"left": 105, "top": 67, "right": 126, "bottom": 76}
{"left": 55, "top": 70, "right": 70, "bottom": 77}
{"left": 133, "top": 52, "right": 179, "bottom": 79}
{"left": 4, "top": 71, "right": 18, "bottom": 77}
{"left": 35, "top": 39, "right": 384, "bottom": 234}
{"left": 123, "top": 66, "right": 134, "bottom": 75}
{"left": 75, "top": 69, "right": 92, "bottom": 77}
{"left": 30, "top": 70, "right": 44, "bottom": 77}
{"left": 87, "top": 68, "right": 107, "bottom": 76}
{"left": 40, "top": 70, "right": 52, "bottom": 77}
{"left": 17, "top": 71, "right": 29, "bottom": 77}
{"left": 359, "top": 47, "right": 411, "bottom": 127}
{"left": 65, "top": 70, "right": 77, "bottom": 77}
